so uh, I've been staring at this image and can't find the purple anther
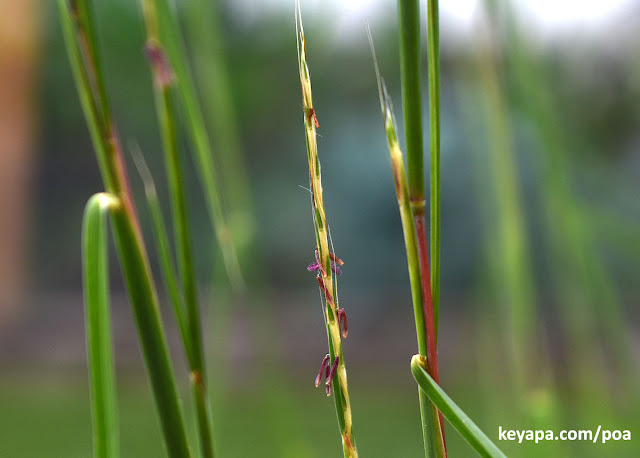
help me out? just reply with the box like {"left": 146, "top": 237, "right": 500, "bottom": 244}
{"left": 329, "top": 252, "right": 344, "bottom": 266}
{"left": 143, "top": 41, "right": 175, "bottom": 88}
{"left": 325, "top": 356, "right": 340, "bottom": 388}
{"left": 325, "top": 358, "right": 332, "bottom": 395}
{"left": 308, "top": 250, "right": 343, "bottom": 275}
{"left": 315, "top": 354, "right": 330, "bottom": 387}
{"left": 316, "top": 275, "right": 334, "bottom": 306}
{"left": 315, "top": 249, "right": 326, "bottom": 276}
{"left": 337, "top": 309, "right": 348, "bottom": 338}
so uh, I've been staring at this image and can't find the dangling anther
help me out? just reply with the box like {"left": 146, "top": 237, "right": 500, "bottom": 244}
{"left": 315, "top": 249, "right": 326, "bottom": 276}
{"left": 308, "top": 107, "right": 320, "bottom": 128}
{"left": 337, "top": 309, "right": 348, "bottom": 338}
{"left": 325, "top": 356, "right": 340, "bottom": 396}
{"left": 315, "top": 354, "right": 330, "bottom": 387}
{"left": 316, "top": 275, "right": 334, "bottom": 306}
{"left": 329, "top": 252, "right": 344, "bottom": 266}
{"left": 308, "top": 249, "right": 342, "bottom": 275}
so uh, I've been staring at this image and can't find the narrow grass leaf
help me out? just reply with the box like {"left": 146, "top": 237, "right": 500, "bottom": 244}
{"left": 411, "top": 356, "right": 507, "bottom": 458}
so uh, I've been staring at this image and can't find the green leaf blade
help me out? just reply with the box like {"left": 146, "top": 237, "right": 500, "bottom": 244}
{"left": 411, "top": 355, "right": 507, "bottom": 458}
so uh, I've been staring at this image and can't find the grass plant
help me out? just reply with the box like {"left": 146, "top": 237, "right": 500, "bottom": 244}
{"left": 369, "top": 28, "right": 505, "bottom": 458}
{"left": 296, "top": 4, "right": 357, "bottom": 456}
{"left": 58, "top": 0, "right": 237, "bottom": 455}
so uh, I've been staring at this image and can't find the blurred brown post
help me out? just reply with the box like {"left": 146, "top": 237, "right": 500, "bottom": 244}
{"left": 0, "top": 0, "right": 40, "bottom": 323}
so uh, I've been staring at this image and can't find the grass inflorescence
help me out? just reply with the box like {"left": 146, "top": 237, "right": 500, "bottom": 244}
{"left": 296, "top": 4, "right": 357, "bottom": 457}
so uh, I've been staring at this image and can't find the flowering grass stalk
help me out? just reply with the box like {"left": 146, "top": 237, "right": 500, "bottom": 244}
{"left": 296, "top": 4, "right": 357, "bottom": 456}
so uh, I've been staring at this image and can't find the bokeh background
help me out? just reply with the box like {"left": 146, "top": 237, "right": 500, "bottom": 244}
{"left": 1, "top": 0, "right": 639, "bottom": 456}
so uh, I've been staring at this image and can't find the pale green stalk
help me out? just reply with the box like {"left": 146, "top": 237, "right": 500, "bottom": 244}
{"left": 132, "top": 150, "right": 192, "bottom": 362}
{"left": 149, "top": 0, "right": 243, "bottom": 290}
{"left": 184, "top": 0, "right": 256, "bottom": 273}
{"left": 296, "top": 5, "right": 357, "bottom": 456}
{"left": 474, "top": 37, "right": 537, "bottom": 395}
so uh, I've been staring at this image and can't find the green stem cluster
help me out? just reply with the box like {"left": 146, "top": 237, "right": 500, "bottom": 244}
{"left": 397, "top": 0, "right": 444, "bottom": 455}
{"left": 370, "top": 43, "right": 443, "bottom": 456}
{"left": 60, "top": 0, "right": 225, "bottom": 456}
{"left": 141, "top": 1, "right": 214, "bottom": 454}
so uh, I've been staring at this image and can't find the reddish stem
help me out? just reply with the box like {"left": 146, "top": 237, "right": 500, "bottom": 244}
{"left": 415, "top": 215, "right": 446, "bottom": 451}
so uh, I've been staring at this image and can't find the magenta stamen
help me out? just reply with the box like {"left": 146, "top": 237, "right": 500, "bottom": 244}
{"left": 308, "top": 250, "right": 343, "bottom": 275}
{"left": 326, "top": 356, "right": 340, "bottom": 387}
{"left": 338, "top": 309, "right": 348, "bottom": 338}
{"left": 315, "top": 354, "right": 330, "bottom": 387}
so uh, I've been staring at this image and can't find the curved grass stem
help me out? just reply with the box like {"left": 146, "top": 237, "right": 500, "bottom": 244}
{"left": 59, "top": 1, "right": 192, "bottom": 455}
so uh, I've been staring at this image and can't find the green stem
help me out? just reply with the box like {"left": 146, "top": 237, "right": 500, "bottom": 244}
{"left": 397, "top": 0, "right": 425, "bottom": 201}
{"left": 370, "top": 42, "right": 444, "bottom": 456}
{"left": 141, "top": 3, "right": 215, "bottom": 453}
{"left": 82, "top": 193, "right": 119, "bottom": 458}
{"left": 109, "top": 199, "right": 192, "bottom": 458}
{"left": 426, "top": 0, "right": 441, "bottom": 339}
{"left": 396, "top": 1, "right": 445, "bottom": 454}
{"left": 157, "top": 75, "right": 215, "bottom": 458}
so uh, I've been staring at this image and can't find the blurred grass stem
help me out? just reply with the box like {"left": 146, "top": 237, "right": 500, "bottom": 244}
{"left": 59, "top": 1, "right": 191, "bottom": 455}
{"left": 142, "top": 2, "right": 215, "bottom": 455}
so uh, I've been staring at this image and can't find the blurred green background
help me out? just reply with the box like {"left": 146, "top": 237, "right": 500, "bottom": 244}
{"left": 0, "top": 0, "right": 639, "bottom": 456}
